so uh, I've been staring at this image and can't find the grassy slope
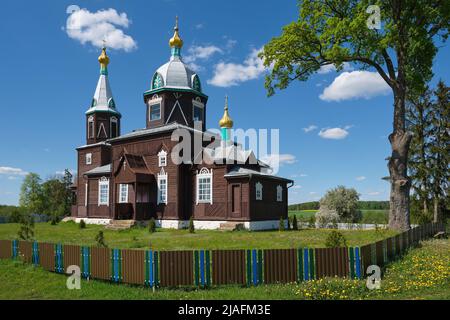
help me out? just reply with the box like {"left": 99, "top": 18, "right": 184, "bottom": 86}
{"left": 0, "top": 239, "right": 447, "bottom": 300}
{"left": 0, "top": 222, "right": 396, "bottom": 250}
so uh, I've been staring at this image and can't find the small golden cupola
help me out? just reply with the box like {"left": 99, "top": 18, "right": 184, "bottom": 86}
{"left": 169, "top": 16, "right": 183, "bottom": 51}
{"left": 219, "top": 96, "right": 234, "bottom": 128}
{"left": 98, "top": 47, "right": 110, "bottom": 75}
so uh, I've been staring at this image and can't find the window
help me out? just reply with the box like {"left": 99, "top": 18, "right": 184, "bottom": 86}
{"left": 276, "top": 185, "right": 283, "bottom": 202}
{"left": 192, "top": 75, "right": 202, "bottom": 92}
{"left": 88, "top": 116, "right": 94, "bottom": 138}
{"left": 158, "top": 150, "right": 167, "bottom": 167}
{"left": 110, "top": 117, "right": 118, "bottom": 138}
{"left": 192, "top": 98, "right": 204, "bottom": 122}
{"left": 85, "top": 153, "right": 92, "bottom": 165}
{"left": 149, "top": 103, "right": 161, "bottom": 121}
{"left": 119, "top": 184, "right": 128, "bottom": 203}
{"left": 98, "top": 177, "right": 109, "bottom": 206}
{"left": 196, "top": 168, "right": 212, "bottom": 204}
{"left": 255, "top": 182, "right": 263, "bottom": 200}
{"left": 157, "top": 169, "right": 167, "bottom": 204}
{"left": 152, "top": 73, "right": 164, "bottom": 90}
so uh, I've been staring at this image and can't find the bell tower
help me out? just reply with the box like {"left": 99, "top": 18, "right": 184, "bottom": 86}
{"left": 85, "top": 46, "right": 121, "bottom": 145}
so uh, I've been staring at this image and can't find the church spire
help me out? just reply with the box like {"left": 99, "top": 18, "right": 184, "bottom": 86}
{"left": 169, "top": 16, "right": 183, "bottom": 58}
{"left": 98, "top": 45, "right": 110, "bottom": 75}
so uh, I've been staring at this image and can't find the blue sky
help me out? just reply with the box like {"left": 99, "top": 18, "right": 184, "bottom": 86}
{"left": 0, "top": 0, "right": 449, "bottom": 205}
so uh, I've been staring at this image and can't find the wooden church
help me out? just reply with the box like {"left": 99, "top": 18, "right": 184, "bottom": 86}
{"left": 71, "top": 19, "right": 293, "bottom": 230}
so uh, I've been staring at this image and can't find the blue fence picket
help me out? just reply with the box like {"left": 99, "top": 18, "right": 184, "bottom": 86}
{"left": 12, "top": 240, "right": 18, "bottom": 259}
{"left": 55, "top": 244, "right": 64, "bottom": 273}
{"left": 355, "top": 247, "right": 361, "bottom": 279}
{"left": 303, "top": 248, "right": 309, "bottom": 281}
{"left": 32, "top": 241, "right": 39, "bottom": 265}
{"left": 81, "top": 247, "right": 90, "bottom": 279}
{"left": 111, "top": 249, "right": 122, "bottom": 283}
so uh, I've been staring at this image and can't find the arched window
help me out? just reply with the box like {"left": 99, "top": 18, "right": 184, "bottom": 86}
{"left": 152, "top": 73, "right": 164, "bottom": 90}
{"left": 255, "top": 182, "right": 263, "bottom": 200}
{"left": 108, "top": 98, "right": 116, "bottom": 109}
{"left": 196, "top": 168, "right": 213, "bottom": 204}
{"left": 157, "top": 168, "right": 168, "bottom": 205}
{"left": 276, "top": 185, "right": 283, "bottom": 202}
{"left": 192, "top": 98, "right": 204, "bottom": 122}
{"left": 88, "top": 116, "right": 94, "bottom": 139}
{"left": 158, "top": 149, "right": 167, "bottom": 167}
{"left": 98, "top": 177, "right": 110, "bottom": 206}
{"left": 192, "top": 75, "right": 202, "bottom": 92}
{"left": 110, "top": 117, "right": 118, "bottom": 138}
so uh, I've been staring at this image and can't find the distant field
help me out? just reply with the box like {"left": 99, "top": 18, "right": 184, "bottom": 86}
{"left": 289, "top": 209, "right": 389, "bottom": 224}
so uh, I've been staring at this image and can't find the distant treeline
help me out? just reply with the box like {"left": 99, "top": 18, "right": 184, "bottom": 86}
{"left": 289, "top": 201, "right": 390, "bottom": 211}
{"left": 0, "top": 205, "right": 24, "bottom": 217}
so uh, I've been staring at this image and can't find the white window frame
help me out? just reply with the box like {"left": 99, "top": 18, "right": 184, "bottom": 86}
{"left": 85, "top": 153, "right": 92, "bottom": 165}
{"left": 157, "top": 168, "right": 168, "bottom": 205}
{"left": 119, "top": 184, "right": 128, "bottom": 203}
{"left": 110, "top": 117, "right": 118, "bottom": 137}
{"left": 276, "top": 185, "right": 283, "bottom": 202}
{"left": 196, "top": 168, "right": 213, "bottom": 204}
{"left": 98, "top": 177, "right": 110, "bottom": 206}
{"left": 84, "top": 183, "right": 88, "bottom": 207}
{"left": 255, "top": 182, "right": 263, "bottom": 200}
{"left": 88, "top": 116, "right": 94, "bottom": 138}
{"left": 192, "top": 98, "right": 204, "bottom": 122}
{"left": 158, "top": 149, "right": 167, "bottom": 167}
{"left": 148, "top": 97, "right": 162, "bottom": 122}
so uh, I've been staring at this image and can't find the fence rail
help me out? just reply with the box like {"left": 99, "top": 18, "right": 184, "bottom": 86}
{"left": 0, "top": 222, "right": 443, "bottom": 288}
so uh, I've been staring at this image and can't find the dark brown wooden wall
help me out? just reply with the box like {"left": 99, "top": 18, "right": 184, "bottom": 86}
{"left": 250, "top": 178, "right": 288, "bottom": 221}
{"left": 264, "top": 249, "right": 297, "bottom": 283}
{"left": 159, "top": 250, "right": 193, "bottom": 286}
{"left": 212, "top": 250, "right": 246, "bottom": 285}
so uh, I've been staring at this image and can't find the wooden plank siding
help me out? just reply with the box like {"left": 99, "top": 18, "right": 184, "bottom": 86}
{"left": 122, "top": 249, "right": 145, "bottom": 285}
{"left": 263, "top": 249, "right": 297, "bottom": 283}
{"left": 63, "top": 245, "right": 81, "bottom": 272}
{"left": 39, "top": 243, "right": 55, "bottom": 272}
{"left": 18, "top": 241, "right": 33, "bottom": 264}
{"left": 315, "top": 247, "right": 349, "bottom": 278}
{"left": 91, "top": 247, "right": 111, "bottom": 280}
{"left": 212, "top": 250, "right": 246, "bottom": 285}
{"left": 0, "top": 240, "right": 12, "bottom": 259}
{"left": 159, "top": 250, "right": 194, "bottom": 286}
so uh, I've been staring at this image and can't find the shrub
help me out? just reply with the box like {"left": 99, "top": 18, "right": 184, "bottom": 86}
{"left": 292, "top": 215, "right": 298, "bottom": 230}
{"left": 279, "top": 216, "right": 285, "bottom": 231}
{"left": 318, "top": 186, "right": 362, "bottom": 223}
{"left": 188, "top": 216, "right": 195, "bottom": 233}
{"left": 325, "top": 231, "right": 347, "bottom": 248}
{"left": 149, "top": 218, "right": 156, "bottom": 233}
{"left": 308, "top": 216, "right": 316, "bottom": 229}
{"left": 17, "top": 213, "right": 35, "bottom": 241}
{"left": 79, "top": 219, "right": 86, "bottom": 229}
{"left": 315, "top": 206, "right": 340, "bottom": 227}
{"left": 95, "top": 231, "right": 107, "bottom": 247}
{"left": 9, "top": 208, "right": 23, "bottom": 223}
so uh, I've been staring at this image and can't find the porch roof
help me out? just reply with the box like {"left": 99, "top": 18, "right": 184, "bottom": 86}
{"left": 84, "top": 164, "right": 112, "bottom": 176}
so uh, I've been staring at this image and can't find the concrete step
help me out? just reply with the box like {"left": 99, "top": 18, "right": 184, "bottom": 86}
{"left": 105, "top": 219, "right": 136, "bottom": 230}
{"left": 219, "top": 222, "right": 245, "bottom": 231}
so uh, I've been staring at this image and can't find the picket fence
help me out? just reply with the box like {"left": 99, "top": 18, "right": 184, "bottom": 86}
{"left": 0, "top": 222, "right": 443, "bottom": 288}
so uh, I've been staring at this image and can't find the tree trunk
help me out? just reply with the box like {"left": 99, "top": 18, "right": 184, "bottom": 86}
{"left": 388, "top": 87, "right": 412, "bottom": 231}
{"left": 433, "top": 198, "right": 441, "bottom": 223}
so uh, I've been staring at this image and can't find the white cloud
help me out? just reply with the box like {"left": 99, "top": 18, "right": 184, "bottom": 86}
{"left": 318, "top": 127, "right": 349, "bottom": 140}
{"left": 356, "top": 176, "right": 366, "bottom": 181}
{"left": 367, "top": 191, "right": 381, "bottom": 196}
{"left": 303, "top": 125, "right": 318, "bottom": 133}
{"left": 208, "top": 48, "right": 266, "bottom": 87}
{"left": 0, "top": 166, "right": 28, "bottom": 176}
{"left": 292, "top": 185, "right": 302, "bottom": 189}
{"left": 65, "top": 8, "right": 137, "bottom": 52}
{"left": 195, "top": 23, "right": 204, "bottom": 30}
{"left": 309, "top": 192, "right": 317, "bottom": 195}
{"left": 319, "top": 71, "right": 390, "bottom": 101}
{"left": 261, "top": 154, "right": 297, "bottom": 168}
{"left": 317, "top": 62, "right": 353, "bottom": 74}
{"left": 184, "top": 45, "right": 223, "bottom": 71}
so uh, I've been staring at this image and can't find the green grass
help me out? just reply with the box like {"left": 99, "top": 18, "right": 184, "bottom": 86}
{"left": 289, "top": 209, "right": 389, "bottom": 224}
{"left": 0, "top": 239, "right": 447, "bottom": 300}
{"left": 0, "top": 221, "right": 397, "bottom": 250}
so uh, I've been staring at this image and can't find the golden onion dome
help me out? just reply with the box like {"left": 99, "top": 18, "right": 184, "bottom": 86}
{"left": 219, "top": 96, "right": 234, "bottom": 128}
{"left": 98, "top": 47, "right": 110, "bottom": 67}
{"left": 169, "top": 16, "right": 183, "bottom": 48}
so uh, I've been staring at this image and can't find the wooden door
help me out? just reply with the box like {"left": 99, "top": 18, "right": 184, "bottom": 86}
{"left": 231, "top": 184, "right": 241, "bottom": 217}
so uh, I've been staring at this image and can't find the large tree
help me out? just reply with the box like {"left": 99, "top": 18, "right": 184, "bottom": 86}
{"left": 260, "top": 0, "right": 449, "bottom": 230}
{"left": 19, "top": 173, "right": 44, "bottom": 214}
